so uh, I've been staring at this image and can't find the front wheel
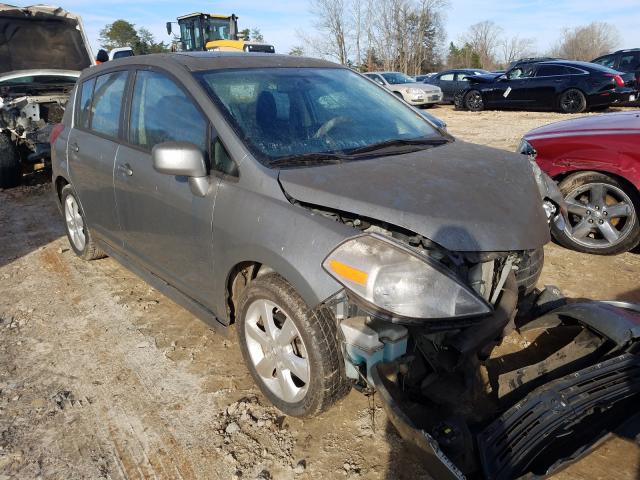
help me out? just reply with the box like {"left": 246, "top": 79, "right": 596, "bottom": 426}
{"left": 236, "top": 273, "right": 350, "bottom": 417}
{"left": 551, "top": 172, "right": 640, "bottom": 255}
{"left": 464, "top": 90, "right": 484, "bottom": 111}
{"left": 558, "top": 88, "right": 587, "bottom": 113}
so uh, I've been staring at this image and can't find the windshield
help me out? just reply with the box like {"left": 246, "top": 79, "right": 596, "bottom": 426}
{"left": 380, "top": 72, "right": 415, "bottom": 84}
{"left": 204, "top": 17, "right": 232, "bottom": 41}
{"left": 197, "top": 68, "right": 444, "bottom": 166}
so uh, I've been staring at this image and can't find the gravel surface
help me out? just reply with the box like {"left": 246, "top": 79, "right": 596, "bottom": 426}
{"left": 0, "top": 106, "right": 638, "bottom": 479}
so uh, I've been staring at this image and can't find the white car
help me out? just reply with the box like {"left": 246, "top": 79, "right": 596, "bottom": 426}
{"left": 364, "top": 71, "right": 442, "bottom": 107}
{"left": 109, "top": 47, "right": 134, "bottom": 60}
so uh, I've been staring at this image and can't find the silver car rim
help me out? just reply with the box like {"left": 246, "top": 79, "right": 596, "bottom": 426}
{"left": 244, "top": 299, "right": 310, "bottom": 403}
{"left": 64, "top": 194, "right": 86, "bottom": 251}
{"left": 564, "top": 182, "right": 635, "bottom": 249}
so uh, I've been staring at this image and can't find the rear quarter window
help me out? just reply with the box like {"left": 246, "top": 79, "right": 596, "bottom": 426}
{"left": 77, "top": 77, "right": 95, "bottom": 130}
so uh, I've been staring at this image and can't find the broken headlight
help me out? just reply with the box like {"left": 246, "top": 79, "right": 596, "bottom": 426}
{"left": 517, "top": 138, "right": 537, "bottom": 158}
{"left": 322, "top": 234, "right": 492, "bottom": 323}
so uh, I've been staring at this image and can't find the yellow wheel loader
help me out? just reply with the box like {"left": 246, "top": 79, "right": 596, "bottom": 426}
{"left": 167, "top": 13, "right": 275, "bottom": 53}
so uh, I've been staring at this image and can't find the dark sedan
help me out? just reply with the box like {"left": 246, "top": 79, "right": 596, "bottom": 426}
{"left": 454, "top": 60, "right": 637, "bottom": 113}
{"left": 519, "top": 110, "right": 640, "bottom": 254}
{"left": 422, "top": 68, "right": 489, "bottom": 103}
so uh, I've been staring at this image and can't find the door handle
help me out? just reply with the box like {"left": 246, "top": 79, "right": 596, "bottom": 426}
{"left": 117, "top": 163, "right": 133, "bottom": 176}
{"left": 71, "top": 142, "right": 79, "bottom": 153}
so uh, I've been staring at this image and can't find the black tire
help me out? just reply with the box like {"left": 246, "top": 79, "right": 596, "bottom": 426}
{"left": 0, "top": 133, "right": 20, "bottom": 189}
{"left": 464, "top": 89, "right": 484, "bottom": 111}
{"left": 236, "top": 273, "right": 350, "bottom": 417}
{"left": 60, "top": 185, "right": 106, "bottom": 260}
{"left": 552, "top": 172, "right": 640, "bottom": 255}
{"left": 558, "top": 88, "right": 587, "bottom": 113}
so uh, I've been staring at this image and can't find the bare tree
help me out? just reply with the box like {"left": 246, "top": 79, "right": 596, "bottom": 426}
{"left": 305, "top": 0, "right": 351, "bottom": 64}
{"left": 462, "top": 20, "right": 503, "bottom": 69}
{"left": 551, "top": 22, "right": 619, "bottom": 61}
{"left": 500, "top": 35, "right": 536, "bottom": 65}
{"left": 303, "top": 0, "right": 447, "bottom": 73}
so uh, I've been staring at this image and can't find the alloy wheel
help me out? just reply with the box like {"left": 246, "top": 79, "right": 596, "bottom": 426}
{"left": 465, "top": 91, "right": 483, "bottom": 111}
{"left": 560, "top": 90, "right": 585, "bottom": 113}
{"left": 564, "top": 182, "right": 635, "bottom": 249}
{"left": 64, "top": 194, "right": 86, "bottom": 251}
{"left": 244, "top": 299, "right": 310, "bottom": 403}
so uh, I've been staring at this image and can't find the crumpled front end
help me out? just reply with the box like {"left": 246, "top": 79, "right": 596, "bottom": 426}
{"left": 368, "top": 300, "right": 640, "bottom": 479}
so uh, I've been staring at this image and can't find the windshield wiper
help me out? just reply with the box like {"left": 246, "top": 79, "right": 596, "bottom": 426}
{"left": 345, "top": 137, "right": 450, "bottom": 156}
{"left": 269, "top": 152, "right": 349, "bottom": 167}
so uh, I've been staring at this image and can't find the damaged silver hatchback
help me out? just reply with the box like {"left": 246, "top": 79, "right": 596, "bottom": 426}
{"left": 51, "top": 53, "right": 640, "bottom": 479}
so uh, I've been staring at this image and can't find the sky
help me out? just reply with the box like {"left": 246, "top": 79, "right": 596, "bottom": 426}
{"left": 12, "top": 0, "right": 640, "bottom": 59}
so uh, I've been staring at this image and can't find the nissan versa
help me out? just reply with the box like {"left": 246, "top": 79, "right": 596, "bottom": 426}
{"left": 51, "top": 53, "right": 640, "bottom": 480}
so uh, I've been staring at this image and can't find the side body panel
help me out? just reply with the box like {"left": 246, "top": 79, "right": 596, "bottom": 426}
{"left": 66, "top": 128, "right": 121, "bottom": 244}
{"left": 530, "top": 132, "right": 640, "bottom": 191}
{"left": 209, "top": 160, "right": 353, "bottom": 322}
{"left": 112, "top": 144, "right": 219, "bottom": 308}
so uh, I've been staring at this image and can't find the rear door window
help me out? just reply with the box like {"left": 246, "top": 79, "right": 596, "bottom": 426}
{"left": 592, "top": 54, "right": 616, "bottom": 68}
{"left": 619, "top": 52, "right": 640, "bottom": 71}
{"left": 129, "top": 70, "right": 207, "bottom": 151}
{"left": 535, "top": 65, "right": 568, "bottom": 77}
{"left": 90, "top": 71, "right": 128, "bottom": 138}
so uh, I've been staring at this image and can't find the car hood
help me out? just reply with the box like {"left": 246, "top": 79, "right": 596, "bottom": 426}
{"left": 466, "top": 73, "right": 502, "bottom": 84}
{"left": 0, "top": 69, "right": 80, "bottom": 83}
{"left": 0, "top": 4, "right": 93, "bottom": 75}
{"left": 394, "top": 82, "right": 441, "bottom": 92}
{"left": 278, "top": 141, "right": 550, "bottom": 252}
{"left": 525, "top": 111, "right": 640, "bottom": 141}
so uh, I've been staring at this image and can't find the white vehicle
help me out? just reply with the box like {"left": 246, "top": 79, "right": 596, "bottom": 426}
{"left": 0, "top": 4, "right": 93, "bottom": 188}
{"left": 364, "top": 71, "right": 442, "bottom": 107}
{"left": 109, "top": 47, "right": 134, "bottom": 61}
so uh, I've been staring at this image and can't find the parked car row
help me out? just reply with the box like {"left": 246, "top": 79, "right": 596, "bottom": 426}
{"left": 51, "top": 51, "right": 640, "bottom": 480}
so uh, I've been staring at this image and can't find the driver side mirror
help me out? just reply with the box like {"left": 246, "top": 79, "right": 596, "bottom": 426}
{"left": 498, "top": 74, "right": 508, "bottom": 81}
{"left": 152, "top": 141, "right": 210, "bottom": 197}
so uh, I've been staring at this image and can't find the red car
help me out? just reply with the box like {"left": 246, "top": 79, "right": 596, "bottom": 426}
{"left": 519, "top": 110, "right": 640, "bottom": 254}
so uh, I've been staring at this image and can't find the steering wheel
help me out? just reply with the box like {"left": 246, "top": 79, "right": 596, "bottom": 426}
{"left": 313, "top": 116, "right": 351, "bottom": 140}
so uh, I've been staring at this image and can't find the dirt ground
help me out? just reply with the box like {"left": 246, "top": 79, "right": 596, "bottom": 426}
{"left": 1, "top": 106, "right": 639, "bottom": 480}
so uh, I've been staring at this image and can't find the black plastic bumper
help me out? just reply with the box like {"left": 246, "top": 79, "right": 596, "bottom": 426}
{"left": 477, "top": 353, "right": 640, "bottom": 479}
{"left": 371, "top": 296, "right": 640, "bottom": 480}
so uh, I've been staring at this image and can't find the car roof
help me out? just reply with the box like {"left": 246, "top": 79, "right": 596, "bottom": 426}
{"left": 536, "top": 60, "right": 602, "bottom": 69}
{"left": 80, "top": 52, "right": 341, "bottom": 78}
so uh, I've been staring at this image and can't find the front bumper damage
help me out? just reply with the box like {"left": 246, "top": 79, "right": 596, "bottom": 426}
{"left": 370, "top": 301, "right": 640, "bottom": 479}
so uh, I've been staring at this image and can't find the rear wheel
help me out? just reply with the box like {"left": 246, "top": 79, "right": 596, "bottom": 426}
{"left": 61, "top": 185, "right": 106, "bottom": 260}
{"left": 552, "top": 172, "right": 640, "bottom": 255}
{"left": 0, "top": 133, "right": 20, "bottom": 189}
{"left": 464, "top": 90, "right": 484, "bottom": 111}
{"left": 236, "top": 273, "right": 350, "bottom": 417}
{"left": 558, "top": 88, "right": 587, "bottom": 113}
